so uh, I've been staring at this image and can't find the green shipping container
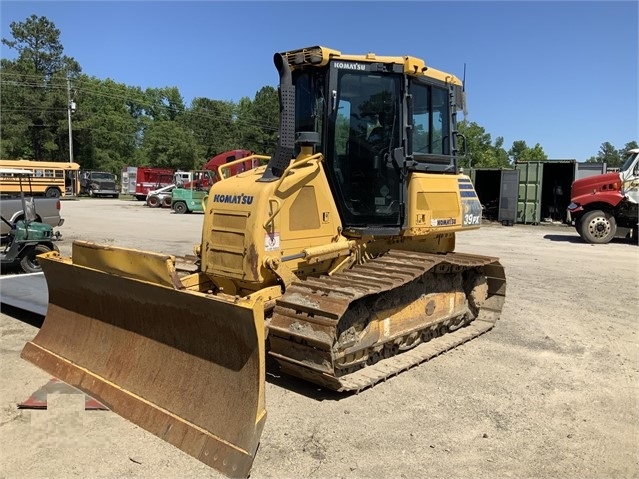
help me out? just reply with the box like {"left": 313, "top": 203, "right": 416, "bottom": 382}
{"left": 515, "top": 161, "right": 543, "bottom": 224}
{"left": 515, "top": 160, "right": 593, "bottom": 224}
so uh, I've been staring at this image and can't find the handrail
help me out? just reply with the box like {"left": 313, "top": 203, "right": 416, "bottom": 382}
{"left": 217, "top": 155, "right": 271, "bottom": 180}
{"left": 262, "top": 153, "right": 324, "bottom": 229}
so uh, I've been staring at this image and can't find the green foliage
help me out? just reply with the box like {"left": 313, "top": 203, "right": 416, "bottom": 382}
{"left": 1, "top": 15, "right": 80, "bottom": 76}
{"left": 508, "top": 140, "right": 547, "bottom": 163}
{"left": 457, "top": 121, "right": 552, "bottom": 169}
{"left": 236, "top": 87, "right": 279, "bottom": 156}
{"left": 184, "top": 97, "right": 238, "bottom": 164}
{"left": 0, "top": 15, "right": 80, "bottom": 162}
{"left": 621, "top": 141, "right": 639, "bottom": 155}
{"left": 585, "top": 141, "right": 638, "bottom": 168}
{"left": 70, "top": 76, "right": 142, "bottom": 172}
{"left": 457, "top": 121, "right": 510, "bottom": 168}
{"left": 144, "top": 86, "right": 185, "bottom": 121}
{"left": 140, "top": 121, "right": 198, "bottom": 171}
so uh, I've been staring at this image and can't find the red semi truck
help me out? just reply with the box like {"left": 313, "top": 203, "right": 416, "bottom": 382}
{"left": 567, "top": 148, "right": 639, "bottom": 244}
{"left": 202, "top": 149, "right": 255, "bottom": 179}
{"left": 122, "top": 166, "right": 175, "bottom": 201}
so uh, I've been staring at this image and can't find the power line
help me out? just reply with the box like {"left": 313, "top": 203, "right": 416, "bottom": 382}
{"left": 0, "top": 111, "right": 269, "bottom": 144}
{"left": 0, "top": 102, "right": 280, "bottom": 135}
{"left": 0, "top": 74, "right": 280, "bottom": 131}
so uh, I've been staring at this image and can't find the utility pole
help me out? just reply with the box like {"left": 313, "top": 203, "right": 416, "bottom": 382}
{"left": 67, "top": 78, "right": 75, "bottom": 163}
{"left": 67, "top": 78, "right": 77, "bottom": 195}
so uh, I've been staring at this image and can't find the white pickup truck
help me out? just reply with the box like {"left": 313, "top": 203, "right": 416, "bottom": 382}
{"left": 0, "top": 196, "right": 64, "bottom": 236}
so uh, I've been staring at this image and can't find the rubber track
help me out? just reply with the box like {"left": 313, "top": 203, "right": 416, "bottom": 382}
{"left": 268, "top": 250, "right": 506, "bottom": 393}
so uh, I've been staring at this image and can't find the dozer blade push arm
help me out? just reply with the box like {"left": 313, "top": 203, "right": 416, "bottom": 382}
{"left": 21, "top": 242, "right": 266, "bottom": 478}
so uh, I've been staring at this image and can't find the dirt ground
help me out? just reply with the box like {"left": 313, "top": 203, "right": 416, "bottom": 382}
{"left": 1, "top": 198, "right": 637, "bottom": 479}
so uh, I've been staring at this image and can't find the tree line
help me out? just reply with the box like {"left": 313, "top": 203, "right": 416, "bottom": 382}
{"left": 1, "top": 15, "right": 636, "bottom": 175}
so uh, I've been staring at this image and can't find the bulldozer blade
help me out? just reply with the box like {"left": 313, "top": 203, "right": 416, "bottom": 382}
{"left": 21, "top": 243, "right": 266, "bottom": 479}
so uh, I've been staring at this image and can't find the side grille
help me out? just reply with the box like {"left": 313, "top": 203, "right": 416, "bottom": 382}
{"left": 205, "top": 211, "right": 249, "bottom": 276}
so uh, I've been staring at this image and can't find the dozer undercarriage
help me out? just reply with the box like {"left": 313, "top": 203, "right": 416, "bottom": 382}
{"left": 268, "top": 250, "right": 505, "bottom": 392}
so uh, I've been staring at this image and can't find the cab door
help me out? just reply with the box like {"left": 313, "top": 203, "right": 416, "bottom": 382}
{"left": 325, "top": 63, "right": 403, "bottom": 232}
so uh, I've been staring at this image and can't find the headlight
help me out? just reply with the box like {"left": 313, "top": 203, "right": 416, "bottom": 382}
{"left": 567, "top": 202, "right": 579, "bottom": 210}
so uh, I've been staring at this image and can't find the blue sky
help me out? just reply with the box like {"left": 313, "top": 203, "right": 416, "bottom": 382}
{"left": 1, "top": 1, "right": 637, "bottom": 161}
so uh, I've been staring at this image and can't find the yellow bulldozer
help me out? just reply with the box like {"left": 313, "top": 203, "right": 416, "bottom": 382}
{"left": 21, "top": 46, "right": 506, "bottom": 478}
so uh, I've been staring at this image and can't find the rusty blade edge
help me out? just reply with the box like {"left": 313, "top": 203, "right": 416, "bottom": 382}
{"left": 21, "top": 340, "right": 263, "bottom": 478}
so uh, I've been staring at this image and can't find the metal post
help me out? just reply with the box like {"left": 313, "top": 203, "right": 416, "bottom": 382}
{"left": 67, "top": 78, "right": 74, "bottom": 164}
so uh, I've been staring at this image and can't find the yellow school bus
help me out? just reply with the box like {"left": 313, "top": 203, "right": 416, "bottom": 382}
{"left": 0, "top": 160, "right": 80, "bottom": 197}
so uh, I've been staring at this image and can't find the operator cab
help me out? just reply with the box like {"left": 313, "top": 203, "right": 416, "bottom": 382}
{"left": 289, "top": 48, "right": 463, "bottom": 235}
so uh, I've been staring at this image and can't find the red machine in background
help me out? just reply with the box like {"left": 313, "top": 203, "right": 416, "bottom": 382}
{"left": 143, "top": 150, "right": 261, "bottom": 208}
{"left": 121, "top": 166, "right": 175, "bottom": 201}
{"left": 203, "top": 149, "right": 256, "bottom": 179}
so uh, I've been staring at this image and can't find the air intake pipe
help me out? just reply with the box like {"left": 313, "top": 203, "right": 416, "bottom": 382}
{"left": 260, "top": 53, "right": 296, "bottom": 181}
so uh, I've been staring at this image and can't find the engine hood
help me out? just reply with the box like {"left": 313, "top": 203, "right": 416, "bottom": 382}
{"left": 571, "top": 172, "right": 621, "bottom": 197}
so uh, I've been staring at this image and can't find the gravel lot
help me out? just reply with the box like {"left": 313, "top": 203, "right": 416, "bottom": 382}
{"left": 1, "top": 197, "right": 637, "bottom": 479}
